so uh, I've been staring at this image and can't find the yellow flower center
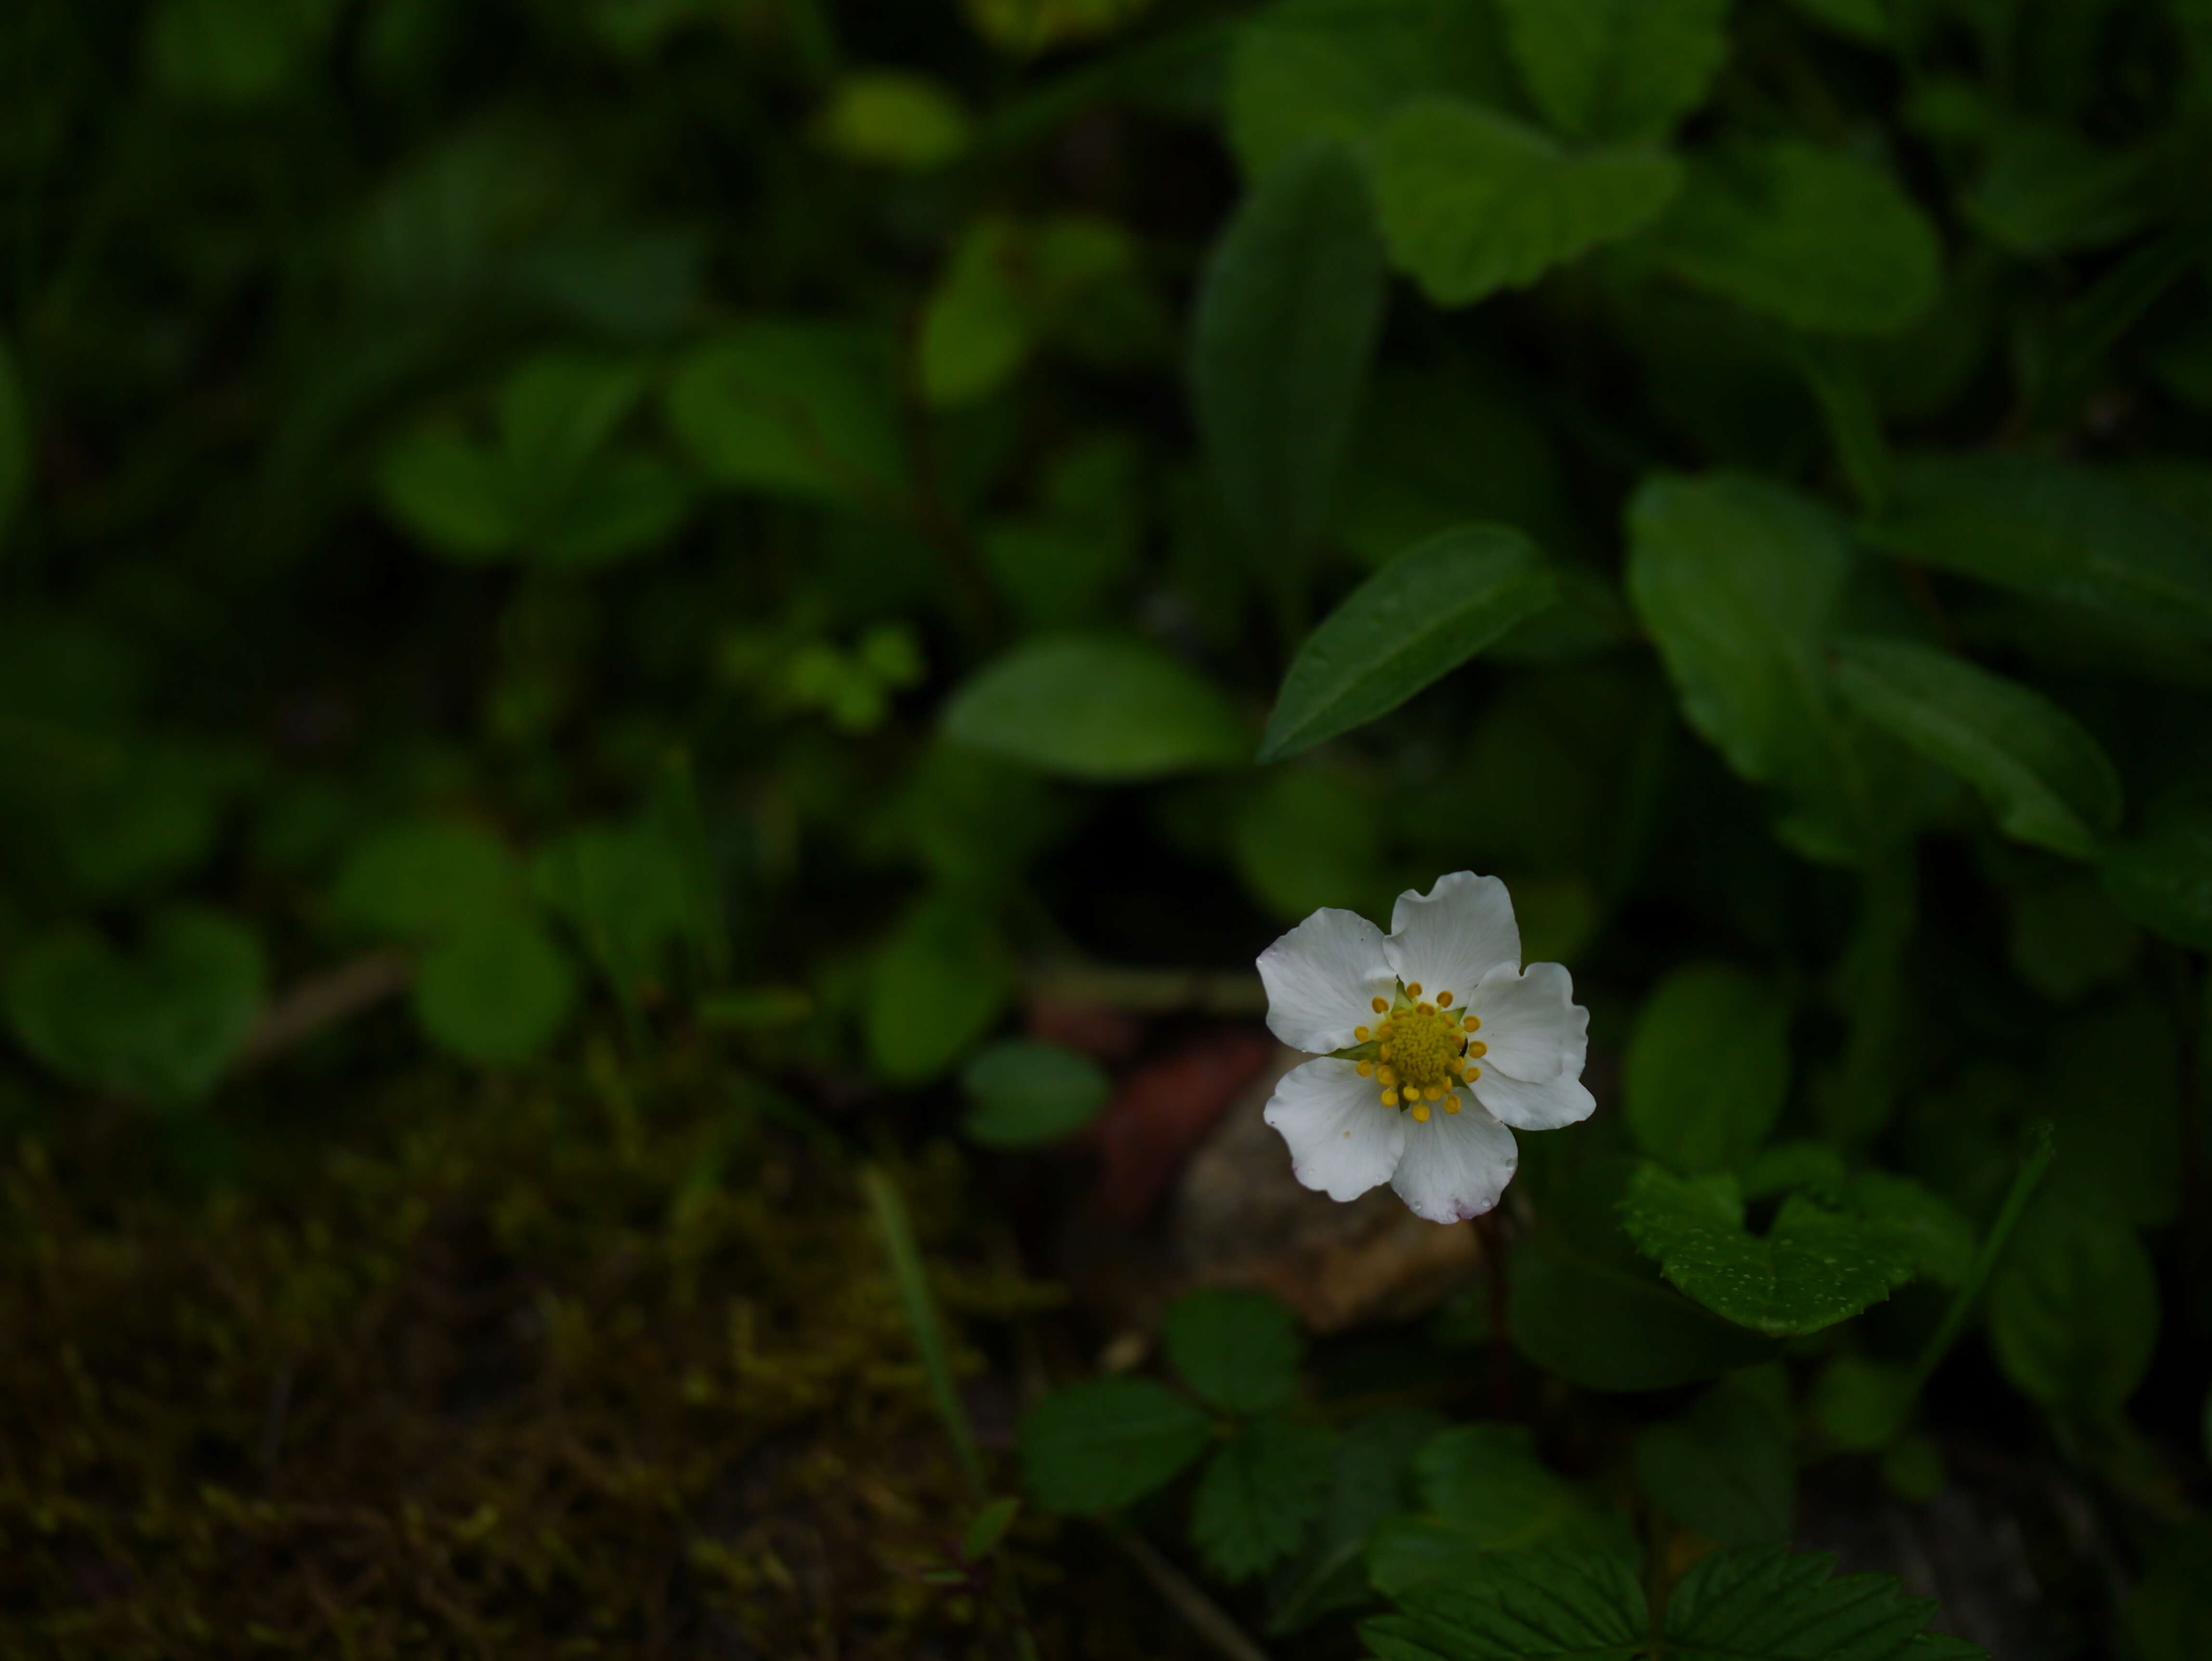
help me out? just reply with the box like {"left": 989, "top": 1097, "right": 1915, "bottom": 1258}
{"left": 1347, "top": 982, "right": 1485, "bottom": 1123}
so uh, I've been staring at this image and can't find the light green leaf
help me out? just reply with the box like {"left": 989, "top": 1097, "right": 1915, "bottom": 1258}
{"left": 1259, "top": 525, "right": 1557, "bottom": 761}
{"left": 377, "top": 422, "right": 518, "bottom": 561}
{"left": 942, "top": 635, "right": 1246, "bottom": 780}
{"left": 1651, "top": 141, "right": 1941, "bottom": 335}
{"left": 0, "top": 337, "right": 27, "bottom": 556}
{"left": 1625, "top": 473, "right": 1882, "bottom": 860}
{"left": 960, "top": 1039, "right": 1111, "bottom": 1147}
{"left": 1191, "top": 142, "right": 1385, "bottom": 589}
{"left": 1624, "top": 961, "right": 1792, "bottom": 1173}
{"left": 813, "top": 70, "right": 972, "bottom": 170}
{"left": 1019, "top": 1376, "right": 1213, "bottom": 1515}
{"left": 1375, "top": 96, "right": 1683, "bottom": 307}
{"left": 1828, "top": 636, "right": 2121, "bottom": 858}
{"left": 1225, "top": 0, "right": 1514, "bottom": 179}
{"left": 530, "top": 821, "right": 692, "bottom": 996}
{"left": 665, "top": 322, "right": 905, "bottom": 503}
{"left": 1368, "top": 1424, "right": 1597, "bottom": 1595}
{"left": 2101, "top": 801, "right": 2212, "bottom": 951}
{"left": 411, "top": 909, "right": 577, "bottom": 1066}
{"left": 1511, "top": 1229, "right": 1773, "bottom": 1391}
{"left": 3, "top": 910, "right": 266, "bottom": 1104}
{"left": 1988, "top": 1194, "right": 2158, "bottom": 1418}
{"left": 1191, "top": 1417, "right": 1336, "bottom": 1582}
{"left": 1634, "top": 1380, "right": 1796, "bottom": 1546}
{"left": 1361, "top": 1547, "right": 1646, "bottom": 1661}
{"left": 1866, "top": 455, "right": 2212, "bottom": 639}
{"left": 330, "top": 820, "right": 520, "bottom": 937}
{"left": 1621, "top": 1162, "right": 1923, "bottom": 1336}
{"left": 1162, "top": 1288, "right": 1304, "bottom": 1416}
{"left": 1495, "top": 0, "right": 1731, "bottom": 141}
{"left": 919, "top": 218, "right": 1036, "bottom": 407}
{"left": 864, "top": 895, "right": 1016, "bottom": 1083}
{"left": 1664, "top": 1546, "right": 1975, "bottom": 1661}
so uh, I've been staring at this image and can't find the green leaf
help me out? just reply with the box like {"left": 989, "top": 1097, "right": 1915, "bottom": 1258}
{"left": 919, "top": 218, "right": 1037, "bottom": 407}
{"left": 1018, "top": 1377, "right": 1214, "bottom": 1515}
{"left": 960, "top": 1039, "right": 1111, "bottom": 1147}
{"left": 411, "top": 909, "right": 577, "bottom": 1066}
{"left": 1786, "top": 0, "right": 1889, "bottom": 41}
{"left": 1494, "top": 0, "right": 1731, "bottom": 142}
{"left": 1512, "top": 1229, "right": 1772, "bottom": 1391}
{"left": 1625, "top": 473, "right": 1882, "bottom": 861}
{"left": 665, "top": 322, "right": 905, "bottom": 504}
{"left": 145, "top": 0, "right": 336, "bottom": 104}
{"left": 1808, "top": 1355, "right": 1916, "bottom": 1453}
{"left": 1225, "top": 0, "right": 1515, "bottom": 179}
{"left": 814, "top": 70, "right": 971, "bottom": 170}
{"left": 1623, "top": 961, "right": 1792, "bottom": 1173}
{"left": 1651, "top": 141, "right": 1940, "bottom": 336}
{"left": 377, "top": 422, "right": 518, "bottom": 561}
{"left": 1361, "top": 1547, "right": 1646, "bottom": 1661}
{"left": 1621, "top": 1163, "right": 1922, "bottom": 1336}
{"left": 1162, "top": 1288, "right": 1304, "bottom": 1416}
{"left": 2127, "top": 1520, "right": 2212, "bottom": 1661}
{"left": 1634, "top": 1380, "right": 1796, "bottom": 1546}
{"left": 1374, "top": 96, "right": 1683, "bottom": 308}
{"left": 1827, "top": 636, "right": 2121, "bottom": 858}
{"left": 2006, "top": 876, "right": 2140, "bottom": 1003}
{"left": 3, "top": 910, "right": 266, "bottom": 1104}
{"left": 529, "top": 821, "right": 692, "bottom": 997}
{"left": 1368, "top": 1424, "right": 1599, "bottom": 1596}
{"left": 1259, "top": 525, "right": 1558, "bottom": 761}
{"left": 1190, "top": 142, "right": 1385, "bottom": 587}
{"left": 864, "top": 895, "right": 1017, "bottom": 1083}
{"left": 330, "top": 820, "right": 520, "bottom": 937}
{"left": 962, "top": 1497, "right": 1021, "bottom": 1560}
{"left": 942, "top": 635, "right": 1247, "bottom": 780}
{"left": 1268, "top": 1407, "right": 1448, "bottom": 1635}
{"left": 1191, "top": 1417, "right": 1336, "bottom": 1582}
{"left": 2101, "top": 801, "right": 2212, "bottom": 951}
{"left": 1663, "top": 1546, "right": 1974, "bottom": 1661}
{"left": 1987, "top": 1194, "right": 2158, "bottom": 1418}
{"left": 1866, "top": 456, "right": 2212, "bottom": 639}
{"left": 0, "top": 336, "right": 27, "bottom": 556}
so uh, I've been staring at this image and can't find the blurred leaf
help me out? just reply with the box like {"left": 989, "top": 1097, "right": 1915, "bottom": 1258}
{"left": 411, "top": 909, "right": 577, "bottom": 1066}
{"left": 1259, "top": 525, "right": 1557, "bottom": 761}
{"left": 1191, "top": 1417, "right": 1336, "bottom": 1582}
{"left": 1231, "top": 764, "right": 1383, "bottom": 920}
{"left": 1494, "top": 0, "right": 1729, "bottom": 142}
{"left": 1988, "top": 1194, "right": 2159, "bottom": 1418}
{"left": 1267, "top": 1407, "right": 1447, "bottom": 1635}
{"left": 1963, "top": 123, "right": 2163, "bottom": 258}
{"left": 145, "top": 0, "right": 336, "bottom": 104}
{"left": 1622, "top": 1163, "right": 1923, "bottom": 1336}
{"left": 1623, "top": 960, "right": 1792, "bottom": 1173}
{"left": 966, "top": 0, "right": 1149, "bottom": 54}
{"left": 666, "top": 323, "right": 905, "bottom": 504}
{"left": 1191, "top": 142, "right": 1384, "bottom": 596}
{"left": 330, "top": 820, "right": 519, "bottom": 937}
{"left": 1651, "top": 142, "right": 1941, "bottom": 335}
{"left": 0, "top": 338, "right": 26, "bottom": 557}
{"left": 1868, "top": 456, "right": 2212, "bottom": 639}
{"left": 3, "top": 910, "right": 265, "bottom": 1104}
{"left": 2006, "top": 876, "right": 2140, "bottom": 1002}
{"left": 2127, "top": 1520, "right": 2212, "bottom": 1661}
{"left": 921, "top": 219, "right": 1037, "bottom": 406}
{"left": 1363, "top": 1547, "right": 1646, "bottom": 1658}
{"left": 1226, "top": 0, "right": 1514, "bottom": 178}
{"left": 530, "top": 821, "right": 691, "bottom": 997}
{"left": 1511, "top": 1228, "right": 1772, "bottom": 1390}
{"left": 1375, "top": 95, "right": 1682, "bottom": 307}
{"left": 1808, "top": 1354, "right": 1915, "bottom": 1452}
{"left": 962, "top": 1496, "right": 1021, "bottom": 1560}
{"left": 1018, "top": 1376, "right": 1212, "bottom": 1514}
{"left": 943, "top": 635, "right": 1246, "bottom": 780}
{"left": 960, "top": 1038, "right": 1111, "bottom": 1147}
{"left": 814, "top": 71, "right": 972, "bottom": 170}
{"left": 1368, "top": 1424, "right": 1602, "bottom": 1596}
{"left": 1633, "top": 1379, "right": 1795, "bottom": 1545}
{"left": 1162, "top": 1288, "right": 1304, "bottom": 1416}
{"left": 864, "top": 895, "right": 1016, "bottom": 1083}
{"left": 377, "top": 423, "right": 517, "bottom": 560}
{"left": 1846, "top": 1172, "right": 1976, "bottom": 1288}
{"left": 1787, "top": 0, "right": 1888, "bottom": 40}
{"left": 1626, "top": 473, "right": 1886, "bottom": 861}
{"left": 1829, "top": 636, "right": 2121, "bottom": 858}
{"left": 2101, "top": 800, "right": 2212, "bottom": 951}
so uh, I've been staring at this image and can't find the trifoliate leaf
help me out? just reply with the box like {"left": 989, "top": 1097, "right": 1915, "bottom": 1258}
{"left": 1162, "top": 1288, "right": 1304, "bottom": 1416}
{"left": 1190, "top": 1417, "right": 1335, "bottom": 1582}
{"left": 1018, "top": 1376, "right": 1213, "bottom": 1515}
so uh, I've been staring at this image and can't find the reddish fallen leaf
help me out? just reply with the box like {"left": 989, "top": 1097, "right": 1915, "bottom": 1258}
{"left": 1090, "top": 1028, "right": 1275, "bottom": 1221}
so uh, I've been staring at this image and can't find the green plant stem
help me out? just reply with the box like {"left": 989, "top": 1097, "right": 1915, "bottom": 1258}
{"left": 1907, "top": 1120, "right": 2054, "bottom": 1392}
{"left": 861, "top": 1162, "right": 986, "bottom": 1495}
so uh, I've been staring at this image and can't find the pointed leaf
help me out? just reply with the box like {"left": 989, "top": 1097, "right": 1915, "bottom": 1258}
{"left": 943, "top": 635, "right": 1246, "bottom": 780}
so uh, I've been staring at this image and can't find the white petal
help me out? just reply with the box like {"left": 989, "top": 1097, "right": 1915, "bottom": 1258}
{"left": 1466, "top": 961, "right": 1587, "bottom": 1084}
{"left": 1473, "top": 1065, "right": 1596, "bottom": 1131}
{"left": 1258, "top": 907, "right": 1396, "bottom": 1054}
{"left": 1263, "top": 1058, "right": 1406, "bottom": 1202}
{"left": 1389, "top": 1102, "right": 1518, "bottom": 1224}
{"left": 1385, "top": 872, "right": 1521, "bottom": 1005}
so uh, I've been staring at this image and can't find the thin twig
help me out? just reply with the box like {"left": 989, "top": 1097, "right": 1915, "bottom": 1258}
{"left": 231, "top": 948, "right": 414, "bottom": 1073}
{"left": 1110, "top": 1528, "right": 1273, "bottom": 1661}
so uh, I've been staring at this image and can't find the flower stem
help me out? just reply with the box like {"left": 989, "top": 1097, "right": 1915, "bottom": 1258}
{"left": 1906, "top": 1120, "right": 2054, "bottom": 1394}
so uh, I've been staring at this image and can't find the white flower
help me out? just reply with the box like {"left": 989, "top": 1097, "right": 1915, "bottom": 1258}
{"left": 1257, "top": 872, "right": 1593, "bottom": 1225}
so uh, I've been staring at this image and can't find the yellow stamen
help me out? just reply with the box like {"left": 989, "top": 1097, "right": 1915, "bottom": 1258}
{"left": 1444, "top": 1095, "right": 1461, "bottom": 1114}
{"left": 1410, "top": 1102, "right": 1430, "bottom": 1122}
{"left": 1356, "top": 1060, "right": 1374, "bottom": 1077}
{"left": 1468, "top": 1040, "right": 1487, "bottom": 1058}
{"left": 1381, "top": 1089, "right": 1399, "bottom": 1107}
{"left": 1466, "top": 1065, "right": 1481, "bottom": 1080}
{"left": 1406, "top": 982, "right": 1422, "bottom": 998}
{"left": 1462, "top": 1015, "right": 1481, "bottom": 1031}
{"left": 1378, "top": 1066, "right": 1397, "bottom": 1086}
{"left": 1418, "top": 1002, "right": 1435, "bottom": 1016}
{"left": 1437, "top": 990, "right": 1454, "bottom": 1007}
{"left": 1354, "top": 1024, "right": 1370, "bottom": 1042}
{"left": 1372, "top": 996, "right": 1389, "bottom": 1014}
